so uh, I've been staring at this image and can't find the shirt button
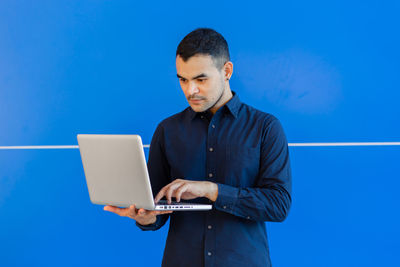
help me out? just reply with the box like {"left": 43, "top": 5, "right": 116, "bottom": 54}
{"left": 208, "top": 173, "right": 213, "bottom": 178}
{"left": 201, "top": 115, "right": 204, "bottom": 119}
{"left": 209, "top": 147, "right": 214, "bottom": 152}
{"left": 208, "top": 225, "right": 212, "bottom": 229}
{"left": 247, "top": 216, "right": 251, "bottom": 220}
{"left": 212, "top": 124, "right": 215, "bottom": 128}
{"left": 207, "top": 252, "right": 212, "bottom": 256}
{"left": 223, "top": 205, "right": 227, "bottom": 209}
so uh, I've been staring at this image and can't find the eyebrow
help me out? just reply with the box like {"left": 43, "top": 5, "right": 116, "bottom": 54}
{"left": 177, "top": 73, "right": 208, "bottom": 80}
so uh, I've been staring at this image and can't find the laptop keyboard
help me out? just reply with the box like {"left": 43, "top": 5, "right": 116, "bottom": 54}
{"left": 156, "top": 200, "right": 197, "bottom": 209}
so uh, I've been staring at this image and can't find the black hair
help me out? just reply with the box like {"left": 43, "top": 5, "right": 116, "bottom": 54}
{"left": 176, "top": 28, "right": 230, "bottom": 69}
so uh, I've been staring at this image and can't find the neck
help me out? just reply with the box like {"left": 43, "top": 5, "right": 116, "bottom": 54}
{"left": 210, "top": 83, "right": 233, "bottom": 114}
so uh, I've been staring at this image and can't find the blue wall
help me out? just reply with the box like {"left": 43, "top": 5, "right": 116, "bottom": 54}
{"left": 1, "top": 1, "right": 399, "bottom": 266}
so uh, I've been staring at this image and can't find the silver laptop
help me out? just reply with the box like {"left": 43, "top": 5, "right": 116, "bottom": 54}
{"left": 77, "top": 134, "right": 212, "bottom": 211}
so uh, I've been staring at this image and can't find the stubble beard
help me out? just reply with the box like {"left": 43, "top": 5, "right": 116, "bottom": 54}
{"left": 202, "top": 80, "right": 226, "bottom": 113}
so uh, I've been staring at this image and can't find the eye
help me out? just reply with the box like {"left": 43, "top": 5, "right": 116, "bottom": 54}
{"left": 197, "top": 79, "right": 206, "bottom": 83}
{"left": 179, "top": 78, "right": 187, "bottom": 83}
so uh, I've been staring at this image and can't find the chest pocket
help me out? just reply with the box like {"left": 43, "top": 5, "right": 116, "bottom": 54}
{"left": 225, "top": 145, "right": 260, "bottom": 187}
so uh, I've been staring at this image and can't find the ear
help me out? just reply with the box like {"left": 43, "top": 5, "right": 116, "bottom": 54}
{"left": 223, "top": 61, "right": 233, "bottom": 81}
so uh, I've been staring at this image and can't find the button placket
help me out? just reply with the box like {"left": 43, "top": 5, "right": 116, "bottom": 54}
{"left": 204, "top": 116, "right": 218, "bottom": 265}
{"left": 206, "top": 130, "right": 215, "bottom": 181}
{"left": 204, "top": 211, "right": 215, "bottom": 265}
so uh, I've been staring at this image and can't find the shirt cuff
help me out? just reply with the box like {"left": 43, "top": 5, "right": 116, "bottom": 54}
{"left": 135, "top": 216, "right": 160, "bottom": 231}
{"left": 214, "top": 183, "right": 239, "bottom": 213}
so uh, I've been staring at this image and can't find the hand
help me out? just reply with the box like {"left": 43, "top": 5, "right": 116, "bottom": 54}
{"left": 103, "top": 205, "right": 173, "bottom": 225}
{"left": 154, "top": 179, "right": 218, "bottom": 204}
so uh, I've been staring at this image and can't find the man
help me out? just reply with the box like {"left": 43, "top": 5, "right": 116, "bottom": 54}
{"left": 104, "top": 28, "right": 292, "bottom": 267}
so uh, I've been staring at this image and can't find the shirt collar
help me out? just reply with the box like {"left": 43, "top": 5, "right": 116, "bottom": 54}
{"left": 224, "top": 90, "right": 241, "bottom": 118}
{"left": 188, "top": 90, "right": 241, "bottom": 120}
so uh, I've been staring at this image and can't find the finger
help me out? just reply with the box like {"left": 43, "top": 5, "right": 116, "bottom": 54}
{"left": 155, "top": 180, "right": 177, "bottom": 203}
{"left": 137, "top": 208, "right": 161, "bottom": 216}
{"left": 154, "top": 179, "right": 183, "bottom": 203}
{"left": 104, "top": 205, "right": 127, "bottom": 216}
{"left": 137, "top": 208, "right": 146, "bottom": 216}
{"left": 127, "top": 205, "right": 138, "bottom": 217}
{"left": 155, "top": 185, "right": 169, "bottom": 203}
{"left": 165, "top": 182, "right": 184, "bottom": 204}
{"left": 104, "top": 205, "right": 118, "bottom": 213}
{"left": 175, "top": 184, "right": 189, "bottom": 202}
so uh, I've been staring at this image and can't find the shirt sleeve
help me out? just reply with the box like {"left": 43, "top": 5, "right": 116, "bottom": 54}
{"left": 136, "top": 123, "right": 171, "bottom": 231}
{"left": 213, "top": 118, "right": 292, "bottom": 222}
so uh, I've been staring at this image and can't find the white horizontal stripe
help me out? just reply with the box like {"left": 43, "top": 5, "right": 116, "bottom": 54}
{"left": 0, "top": 145, "right": 80, "bottom": 150}
{"left": 0, "top": 143, "right": 399, "bottom": 150}
{"left": 289, "top": 142, "right": 400, "bottom": 147}
{"left": 0, "top": 144, "right": 151, "bottom": 150}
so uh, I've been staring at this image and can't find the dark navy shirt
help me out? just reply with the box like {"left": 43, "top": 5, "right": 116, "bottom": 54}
{"left": 137, "top": 91, "right": 292, "bottom": 267}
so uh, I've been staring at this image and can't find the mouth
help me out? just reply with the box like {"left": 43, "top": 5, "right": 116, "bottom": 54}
{"left": 190, "top": 99, "right": 203, "bottom": 104}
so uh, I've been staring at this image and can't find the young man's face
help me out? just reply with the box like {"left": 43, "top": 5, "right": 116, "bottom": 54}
{"left": 176, "top": 54, "right": 227, "bottom": 113}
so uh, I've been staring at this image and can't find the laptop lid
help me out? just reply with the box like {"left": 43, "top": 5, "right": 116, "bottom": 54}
{"left": 77, "top": 134, "right": 156, "bottom": 210}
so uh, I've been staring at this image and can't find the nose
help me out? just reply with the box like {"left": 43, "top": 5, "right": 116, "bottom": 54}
{"left": 188, "top": 81, "right": 199, "bottom": 95}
